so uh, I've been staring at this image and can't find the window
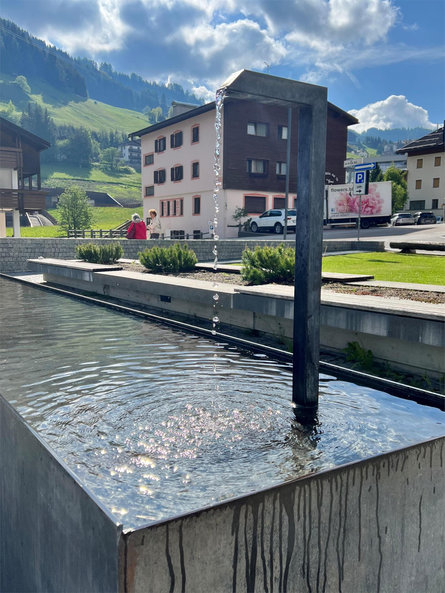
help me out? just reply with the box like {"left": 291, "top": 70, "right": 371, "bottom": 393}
{"left": 170, "top": 131, "right": 183, "bottom": 148}
{"left": 192, "top": 161, "right": 199, "bottom": 178}
{"left": 247, "top": 122, "right": 268, "bottom": 137}
{"left": 193, "top": 195, "right": 201, "bottom": 215}
{"left": 433, "top": 177, "right": 440, "bottom": 188}
{"left": 145, "top": 185, "right": 154, "bottom": 196}
{"left": 432, "top": 199, "right": 439, "bottom": 209}
{"left": 415, "top": 179, "right": 422, "bottom": 189}
{"left": 416, "top": 158, "right": 423, "bottom": 168}
{"left": 435, "top": 156, "right": 441, "bottom": 167}
{"left": 409, "top": 200, "right": 425, "bottom": 210}
{"left": 273, "top": 197, "right": 285, "bottom": 209}
{"left": 161, "top": 198, "right": 184, "bottom": 217}
{"left": 170, "top": 165, "right": 183, "bottom": 182}
{"left": 276, "top": 162, "right": 287, "bottom": 176}
{"left": 192, "top": 125, "right": 199, "bottom": 143}
{"left": 154, "top": 169, "right": 166, "bottom": 184}
{"left": 144, "top": 153, "right": 154, "bottom": 166}
{"left": 155, "top": 137, "right": 166, "bottom": 153}
{"left": 247, "top": 159, "right": 268, "bottom": 176}
{"left": 244, "top": 195, "right": 266, "bottom": 213}
{"left": 278, "top": 125, "right": 288, "bottom": 140}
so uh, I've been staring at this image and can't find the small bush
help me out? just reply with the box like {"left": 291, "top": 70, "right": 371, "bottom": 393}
{"left": 139, "top": 244, "right": 198, "bottom": 274}
{"left": 76, "top": 242, "right": 123, "bottom": 264}
{"left": 241, "top": 244, "right": 295, "bottom": 285}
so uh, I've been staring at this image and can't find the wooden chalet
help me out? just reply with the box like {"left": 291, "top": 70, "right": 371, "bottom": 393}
{"left": 0, "top": 116, "right": 49, "bottom": 236}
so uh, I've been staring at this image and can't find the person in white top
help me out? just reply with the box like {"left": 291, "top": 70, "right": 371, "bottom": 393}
{"left": 147, "top": 209, "right": 162, "bottom": 239}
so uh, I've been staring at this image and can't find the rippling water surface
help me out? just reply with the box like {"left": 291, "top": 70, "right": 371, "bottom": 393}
{"left": 1, "top": 278, "right": 444, "bottom": 529}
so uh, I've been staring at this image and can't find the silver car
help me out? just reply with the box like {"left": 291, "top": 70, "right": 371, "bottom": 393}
{"left": 249, "top": 209, "right": 297, "bottom": 234}
{"left": 390, "top": 213, "right": 415, "bottom": 226}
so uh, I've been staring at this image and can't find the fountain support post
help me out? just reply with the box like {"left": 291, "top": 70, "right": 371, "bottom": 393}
{"left": 220, "top": 70, "right": 328, "bottom": 418}
{"left": 293, "top": 101, "right": 327, "bottom": 416}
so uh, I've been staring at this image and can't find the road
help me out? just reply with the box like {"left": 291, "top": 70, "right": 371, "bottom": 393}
{"left": 322, "top": 223, "right": 445, "bottom": 245}
{"left": 242, "top": 223, "right": 445, "bottom": 245}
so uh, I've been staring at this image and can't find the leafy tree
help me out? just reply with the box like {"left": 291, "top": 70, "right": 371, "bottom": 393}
{"left": 370, "top": 163, "right": 383, "bottom": 182}
{"left": 14, "top": 75, "right": 31, "bottom": 93}
{"left": 65, "top": 127, "right": 95, "bottom": 167}
{"left": 143, "top": 106, "right": 163, "bottom": 123}
{"left": 383, "top": 166, "right": 408, "bottom": 213}
{"left": 100, "top": 147, "right": 121, "bottom": 172}
{"left": 57, "top": 186, "right": 94, "bottom": 231}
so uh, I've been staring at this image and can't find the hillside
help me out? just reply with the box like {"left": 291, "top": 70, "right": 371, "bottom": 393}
{"left": 347, "top": 126, "right": 435, "bottom": 158}
{"left": 0, "top": 18, "right": 202, "bottom": 116}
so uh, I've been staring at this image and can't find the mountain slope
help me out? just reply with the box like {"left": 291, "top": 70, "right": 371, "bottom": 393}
{"left": 0, "top": 18, "right": 201, "bottom": 114}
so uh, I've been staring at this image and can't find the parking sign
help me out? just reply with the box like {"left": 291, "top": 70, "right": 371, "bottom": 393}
{"left": 353, "top": 170, "right": 369, "bottom": 195}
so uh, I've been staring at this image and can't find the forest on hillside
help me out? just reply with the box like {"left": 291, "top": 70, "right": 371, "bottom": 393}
{"left": 0, "top": 18, "right": 201, "bottom": 116}
{"left": 0, "top": 18, "right": 204, "bottom": 171}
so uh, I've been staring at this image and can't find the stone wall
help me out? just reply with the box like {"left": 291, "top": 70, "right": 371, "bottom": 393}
{"left": 0, "top": 238, "right": 384, "bottom": 273}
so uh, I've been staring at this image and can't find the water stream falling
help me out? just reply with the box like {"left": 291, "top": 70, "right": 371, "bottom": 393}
{"left": 211, "top": 87, "right": 225, "bottom": 337}
{"left": 1, "top": 278, "right": 444, "bottom": 530}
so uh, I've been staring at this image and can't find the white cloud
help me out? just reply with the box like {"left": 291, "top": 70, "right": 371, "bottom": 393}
{"left": 349, "top": 95, "right": 436, "bottom": 133}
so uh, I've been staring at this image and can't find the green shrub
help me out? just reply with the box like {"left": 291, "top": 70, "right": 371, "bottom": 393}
{"left": 241, "top": 244, "right": 295, "bottom": 285}
{"left": 76, "top": 243, "right": 100, "bottom": 262}
{"left": 139, "top": 244, "right": 198, "bottom": 274}
{"left": 76, "top": 242, "right": 123, "bottom": 264}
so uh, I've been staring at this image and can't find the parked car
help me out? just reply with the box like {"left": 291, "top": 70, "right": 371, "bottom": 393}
{"left": 413, "top": 211, "right": 437, "bottom": 225}
{"left": 436, "top": 216, "right": 443, "bottom": 223}
{"left": 390, "top": 213, "right": 415, "bottom": 226}
{"left": 249, "top": 209, "right": 297, "bottom": 234}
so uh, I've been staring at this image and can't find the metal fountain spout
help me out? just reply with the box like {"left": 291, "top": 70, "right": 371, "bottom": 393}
{"left": 220, "top": 70, "right": 328, "bottom": 422}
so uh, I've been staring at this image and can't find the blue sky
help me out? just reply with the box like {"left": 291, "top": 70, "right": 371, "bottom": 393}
{"left": 2, "top": 0, "right": 444, "bottom": 132}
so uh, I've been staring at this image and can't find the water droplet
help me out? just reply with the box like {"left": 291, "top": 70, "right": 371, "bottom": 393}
{"left": 212, "top": 316, "right": 219, "bottom": 324}
{"left": 213, "top": 294, "right": 219, "bottom": 301}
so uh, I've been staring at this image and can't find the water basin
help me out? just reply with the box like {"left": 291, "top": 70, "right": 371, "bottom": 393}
{"left": 1, "top": 277, "right": 444, "bottom": 530}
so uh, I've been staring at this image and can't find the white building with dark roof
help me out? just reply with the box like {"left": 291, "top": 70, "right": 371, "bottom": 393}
{"left": 396, "top": 124, "right": 444, "bottom": 215}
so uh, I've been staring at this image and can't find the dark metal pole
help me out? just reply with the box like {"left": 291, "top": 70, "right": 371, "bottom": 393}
{"left": 292, "top": 102, "right": 327, "bottom": 419}
{"left": 284, "top": 107, "right": 292, "bottom": 240}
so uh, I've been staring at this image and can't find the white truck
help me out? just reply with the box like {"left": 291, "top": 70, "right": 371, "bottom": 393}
{"left": 324, "top": 181, "right": 392, "bottom": 229}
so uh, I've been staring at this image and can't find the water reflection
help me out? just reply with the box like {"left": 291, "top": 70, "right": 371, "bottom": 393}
{"left": 1, "top": 277, "right": 444, "bottom": 529}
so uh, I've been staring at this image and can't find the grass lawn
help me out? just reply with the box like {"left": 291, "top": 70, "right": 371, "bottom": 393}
{"left": 5, "top": 207, "right": 142, "bottom": 237}
{"left": 322, "top": 252, "right": 445, "bottom": 286}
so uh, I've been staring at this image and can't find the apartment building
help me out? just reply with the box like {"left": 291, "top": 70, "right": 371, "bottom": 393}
{"left": 396, "top": 125, "right": 445, "bottom": 215}
{"left": 130, "top": 80, "right": 357, "bottom": 239}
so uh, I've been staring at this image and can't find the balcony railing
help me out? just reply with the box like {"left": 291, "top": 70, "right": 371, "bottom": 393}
{"left": 0, "top": 188, "right": 47, "bottom": 211}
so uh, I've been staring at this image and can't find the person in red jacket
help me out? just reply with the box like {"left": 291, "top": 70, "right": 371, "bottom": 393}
{"left": 126, "top": 213, "right": 147, "bottom": 239}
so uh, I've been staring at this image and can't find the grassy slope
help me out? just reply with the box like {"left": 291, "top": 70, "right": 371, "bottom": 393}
{"left": 41, "top": 163, "right": 142, "bottom": 206}
{"left": 322, "top": 252, "right": 444, "bottom": 286}
{"left": 1, "top": 81, "right": 147, "bottom": 204}
{"left": 47, "top": 98, "right": 147, "bottom": 134}
{"left": 0, "top": 77, "right": 148, "bottom": 135}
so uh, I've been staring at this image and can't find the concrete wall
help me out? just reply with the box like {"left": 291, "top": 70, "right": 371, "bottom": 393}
{"left": 27, "top": 260, "right": 445, "bottom": 379}
{"left": 122, "top": 436, "right": 445, "bottom": 593}
{"left": 0, "top": 394, "right": 121, "bottom": 593}
{"left": 0, "top": 237, "right": 384, "bottom": 273}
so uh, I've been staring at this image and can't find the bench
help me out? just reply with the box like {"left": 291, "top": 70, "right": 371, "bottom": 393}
{"left": 390, "top": 242, "right": 445, "bottom": 253}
